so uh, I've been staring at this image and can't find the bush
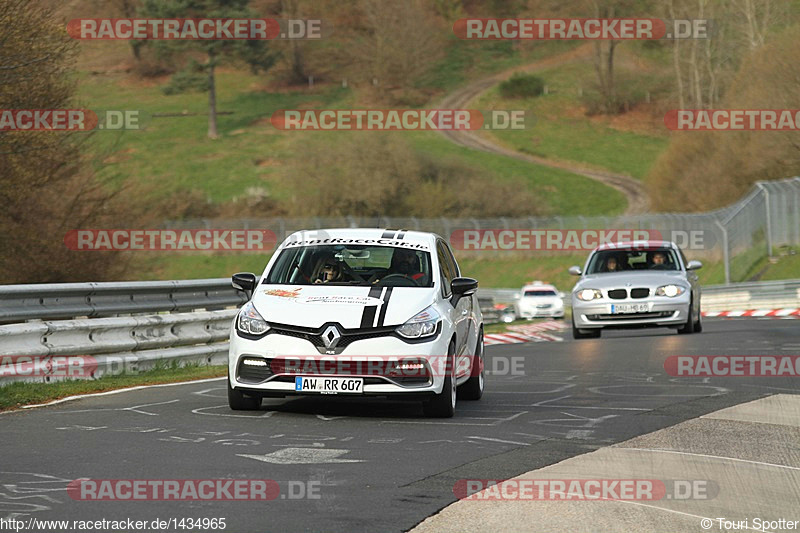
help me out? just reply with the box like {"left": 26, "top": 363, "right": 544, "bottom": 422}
{"left": 498, "top": 74, "right": 545, "bottom": 99}
{"left": 279, "top": 133, "right": 545, "bottom": 218}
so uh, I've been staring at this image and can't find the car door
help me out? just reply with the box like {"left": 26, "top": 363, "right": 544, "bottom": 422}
{"left": 437, "top": 240, "right": 471, "bottom": 377}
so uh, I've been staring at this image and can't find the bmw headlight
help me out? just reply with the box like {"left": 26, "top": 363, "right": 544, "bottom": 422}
{"left": 576, "top": 289, "right": 602, "bottom": 301}
{"left": 396, "top": 306, "right": 440, "bottom": 339}
{"left": 237, "top": 301, "right": 270, "bottom": 335}
{"left": 655, "top": 284, "right": 686, "bottom": 297}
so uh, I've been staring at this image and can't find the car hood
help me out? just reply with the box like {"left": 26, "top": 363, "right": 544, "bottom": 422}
{"left": 573, "top": 271, "right": 687, "bottom": 291}
{"left": 252, "top": 285, "right": 436, "bottom": 329}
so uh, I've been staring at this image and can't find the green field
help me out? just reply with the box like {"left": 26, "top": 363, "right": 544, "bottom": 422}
{"left": 475, "top": 60, "right": 670, "bottom": 180}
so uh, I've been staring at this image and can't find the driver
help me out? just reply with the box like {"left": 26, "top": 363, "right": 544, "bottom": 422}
{"left": 650, "top": 251, "right": 667, "bottom": 268}
{"left": 389, "top": 248, "right": 426, "bottom": 283}
{"left": 605, "top": 256, "right": 620, "bottom": 272}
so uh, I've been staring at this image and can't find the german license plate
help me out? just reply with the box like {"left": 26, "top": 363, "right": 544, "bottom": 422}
{"left": 610, "top": 303, "right": 649, "bottom": 314}
{"left": 294, "top": 376, "right": 363, "bottom": 394}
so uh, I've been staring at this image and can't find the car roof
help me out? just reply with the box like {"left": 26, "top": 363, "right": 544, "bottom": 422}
{"left": 594, "top": 240, "right": 678, "bottom": 252}
{"left": 280, "top": 228, "right": 437, "bottom": 251}
{"left": 521, "top": 282, "right": 557, "bottom": 291}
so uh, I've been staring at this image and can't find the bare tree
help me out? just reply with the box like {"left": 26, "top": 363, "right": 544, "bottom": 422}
{"left": 347, "top": 0, "right": 445, "bottom": 97}
{"left": 0, "top": 1, "right": 130, "bottom": 282}
{"left": 665, "top": 0, "right": 788, "bottom": 110}
{"left": 590, "top": 0, "right": 621, "bottom": 113}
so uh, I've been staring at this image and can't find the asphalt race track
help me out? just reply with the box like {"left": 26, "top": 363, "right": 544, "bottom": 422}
{"left": 2, "top": 318, "right": 798, "bottom": 533}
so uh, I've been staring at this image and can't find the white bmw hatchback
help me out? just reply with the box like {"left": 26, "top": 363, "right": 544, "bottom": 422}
{"left": 227, "top": 228, "right": 485, "bottom": 417}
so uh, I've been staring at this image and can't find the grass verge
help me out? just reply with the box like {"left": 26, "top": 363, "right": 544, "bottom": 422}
{"left": 0, "top": 363, "right": 226, "bottom": 412}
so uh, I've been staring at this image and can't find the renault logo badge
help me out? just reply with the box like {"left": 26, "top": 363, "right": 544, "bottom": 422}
{"left": 321, "top": 325, "right": 341, "bottom": 349}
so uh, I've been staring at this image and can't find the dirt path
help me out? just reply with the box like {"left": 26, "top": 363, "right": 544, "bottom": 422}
{"left": 437, "top": 45, "right": 649, "bottom": 214}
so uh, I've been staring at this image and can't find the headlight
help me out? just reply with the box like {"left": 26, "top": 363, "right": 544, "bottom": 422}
{"left": 396, "top": 306, "right": 440, "bottom": 339}
{"left": 237, "top": 302, "right": 270, "bottom": 335}
{"left": 656, "top": 284, "right": 686, "bottom": 297}
{"left": 576, "top": 289, "right": 602, "bottom": 301}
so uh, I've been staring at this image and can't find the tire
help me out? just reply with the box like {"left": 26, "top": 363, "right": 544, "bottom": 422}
{"left": 227, "top": 373, "right": 262, "bottom": 410}
{"left": 459, "top": 329, "right": 484, "bottom": 401}
{"left": 572, "top": 315, "right": 601, "bottom": 339}
{"left": 694, "top": 299, "right": 703, "bottom": 333}
{"left": 424, "top": 342, "right": 457, "bottom": 418}
{"left": 677, "top": 299, "right": 696, "bottom": 335}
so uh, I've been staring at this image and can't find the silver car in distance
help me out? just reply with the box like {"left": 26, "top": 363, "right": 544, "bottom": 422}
{"left": 568, "top": 241, "right": 703, "bottom": 339}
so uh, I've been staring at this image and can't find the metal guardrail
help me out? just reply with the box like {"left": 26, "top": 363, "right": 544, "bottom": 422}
{"left": 0, "top": 279, "right": 247, "bottom": 324}
{"left": 0, "top": 310, "right": 234, "bottom": 384}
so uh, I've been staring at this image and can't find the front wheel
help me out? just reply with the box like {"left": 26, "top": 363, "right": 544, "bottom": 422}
{"left": 228, "top": 373, "right": 262, "bottom": 410}
{"left": 694, "top": 300, "right": 703, "bottom": 332}
{"left": 424, "top": 342, "right": 457, "bottom": 418}
{"left": 677, "top": 300, "right": 696, "bottom": 335}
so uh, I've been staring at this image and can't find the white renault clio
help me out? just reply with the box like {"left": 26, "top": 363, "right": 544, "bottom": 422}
{"left": 227, "top": 228, "right": 484, "bottom": 417}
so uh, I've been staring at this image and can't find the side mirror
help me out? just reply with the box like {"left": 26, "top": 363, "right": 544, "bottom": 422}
{"left": 558, "top": 291, "right": 566, "bottom": 298}
{"left": 568, "top": 266, "right": 582, "bottom": 276}
{"left": 686, "top": 260, "right": 703, "bottom": 271}
{"left": 451, "top": 277, "right": 478, "bottom": 305}
{"left": 232, "top": 272, "right": 257, "bottom": 298}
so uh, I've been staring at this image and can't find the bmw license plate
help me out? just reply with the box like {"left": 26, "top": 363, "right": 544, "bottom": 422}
{"left": 295, "top": 376, "right": 363, "bottom": 394}
{"left": 610, "top": 303, "right": 649, "bottom": 314}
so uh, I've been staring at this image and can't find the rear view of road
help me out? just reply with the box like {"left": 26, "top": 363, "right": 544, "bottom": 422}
{"left": 438, "top": 45, "right": 649, "bottom": 214}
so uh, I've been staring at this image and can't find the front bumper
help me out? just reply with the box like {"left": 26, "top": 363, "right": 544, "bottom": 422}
{"left": 228, "top": 327, "right": 452, "bottom": 397}
{"left": 572, "top": 295, "right": 690, "bottom": 329}
{"left": 517, "top": 308, "right": 565, "bottom": 319}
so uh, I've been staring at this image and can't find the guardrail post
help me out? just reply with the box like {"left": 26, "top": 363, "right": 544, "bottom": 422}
{"left": 715, "top": 219, "right": 730, "bottom": 285}
{"left": 756, "top": 183, "right": 773, "bottom": 256}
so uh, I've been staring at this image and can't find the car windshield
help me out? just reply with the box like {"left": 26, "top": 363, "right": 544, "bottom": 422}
{"left": 524, "top": 289, "right": 557, "bottom": 297}
{"left": 586, "top": 248, "right": 680, "bottom": 274}
{"left": 263, "top": 245, "right": 433, "bottom": 287}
